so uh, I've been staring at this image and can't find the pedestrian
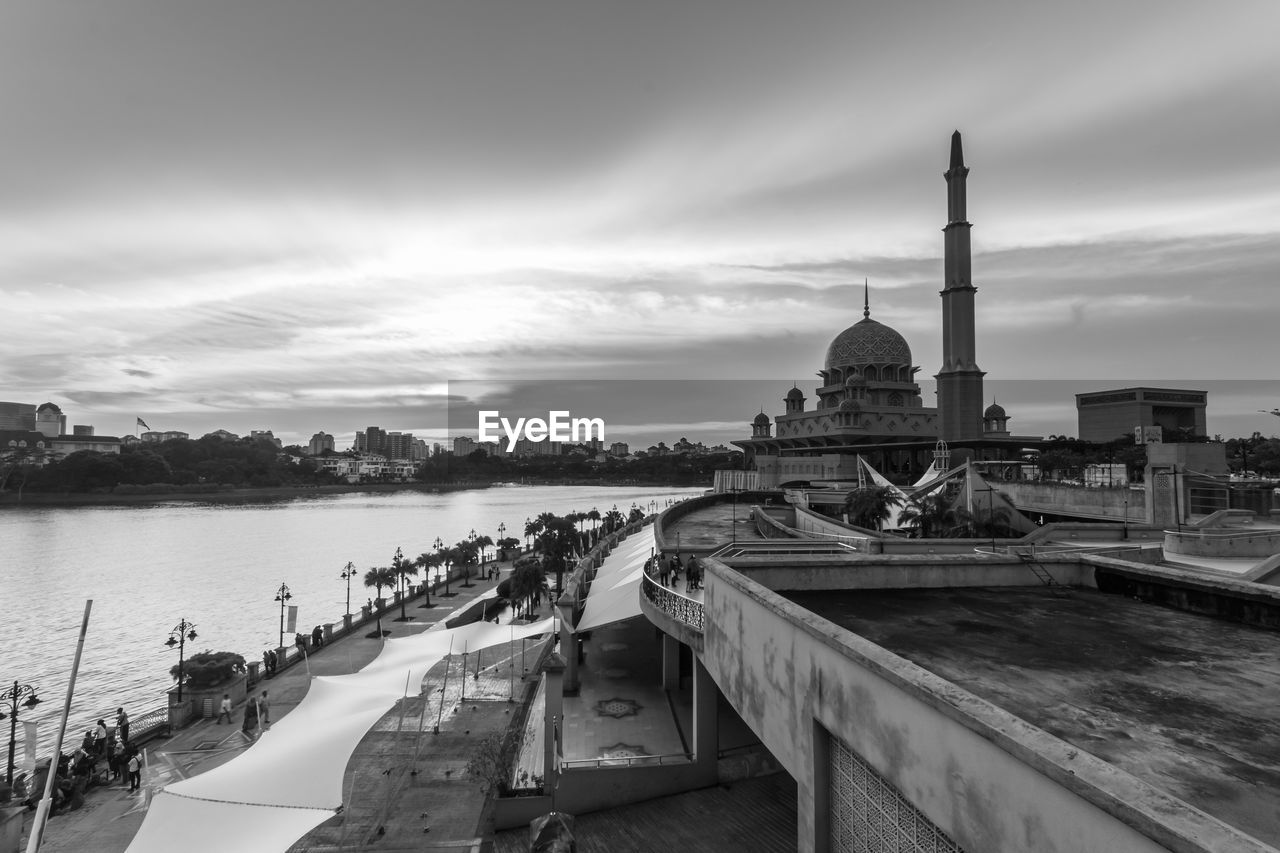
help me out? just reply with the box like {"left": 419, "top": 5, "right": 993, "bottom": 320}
{"left": 241, "top": 695, "right": 260, "bottom": 739}
{"left": 216, "top": 693, "right": 233, "bottom": 724}
{"left": 259, "top": 690, "right": 271, "bottom": 728}
{"left": 127, "top": 749, "right": 142, "bottom": 793}
{"left": 268, "top": 649, "right": 278, "bottom": 674}
{"left": 311, "top": 624, "right": 323, "bottom": 649}
{"left": 658, "top": 558, "right": 669, "bottom": 587}
{"left": 295, "top": 632, "right": 306, "bottom": 653}
{"left": 94, "top": 719, "right": 109, "bottom": 757}
{"left": 115, "top": 707, "right": 129, "bottom": 745}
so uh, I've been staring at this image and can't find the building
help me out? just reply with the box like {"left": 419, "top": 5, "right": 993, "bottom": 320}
{"left": 142, "top": 430, "right": 190, "bottom": 443}
{"left": 250, "top": 429, "right": 282, "bottom": 448}
{"left": 308, "top": 432, "right": 335, "bottom": 456}
{"left": 609, "top": 442, "right": 630, "bottom": 457}
{"left": 204, "top": 429, "right": 240, "bottom": 441}
{"left": 355, "top": 426, "right": 388, "bottom": 455}
{"left": 731, "top": 132, "right": 1038, "bottom": 488}
{"left": 0, "top": 402, "right": 37, "bottom": 431}
{"left": 385, "top": 431, "right": 414, "bottom": 460}
{"left": 1076, "top": 387, "right": 1208, "bottom": 443}
{"left": 453, "top": 436, "right": 479, "bottom": 457}
{"left": 35, "top": 402, "right": 67, "bottom": 437}
{"left": 72, "top": 425, "right": 94, "bottom": 436}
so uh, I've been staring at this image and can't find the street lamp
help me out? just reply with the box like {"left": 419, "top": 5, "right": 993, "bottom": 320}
{"left": 165, "top": 619, "right": 199, "bottom": 703}
{"left": 274, "top": 583, "right": 292, "bottom": 650}
{"left": 1, "top": 680, "right": 41, "bottom": 786}
{"left": 340, "top": 561, "right": 355, "bottom": 616}
{"left": 525, "top": 517, "right": 532, "bottom": 550}
{"left": 497, "top": 522, "right": 507, "bottom": 563}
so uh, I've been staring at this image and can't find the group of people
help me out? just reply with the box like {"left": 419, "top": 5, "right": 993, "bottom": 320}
{"left": 294, "top": 624, "right": 325, "bottom": 653}
{"left": 27, "top": 707, "right": 143, "bottom": 815}
{"left": 238, "top": 690, "right": 271, "bottom": 739}
{"left": 646, "top": 552, "right": 703, "bottom": 592}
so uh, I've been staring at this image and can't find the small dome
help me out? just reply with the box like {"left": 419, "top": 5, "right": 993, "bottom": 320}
{"left": 785, "top": 386, "right": 804, "bottom": 400}
{"left": 752, "top": 412, "right": 771, "bottom": 426}
{"left": 838, "top": 399, "right": 861, "bottom": 412}
{"left": 37, "top": 402, "right": 63, "bottom": 414}
{"left": 844, "top": 373, "right": 866, "bottom": 386}
{"left": 825, "top": 318, "right": 912, "bottom": 371}
{"left": 984, "top": 402, "right": 1007, "bottom": 419}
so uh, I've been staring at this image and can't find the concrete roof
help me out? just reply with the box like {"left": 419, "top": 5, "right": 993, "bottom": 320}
{"left": 787, "top": 586, "right": 1280, "bottom": 848}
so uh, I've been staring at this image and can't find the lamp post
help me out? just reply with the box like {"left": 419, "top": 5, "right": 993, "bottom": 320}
{"left": 165, "top": 619, "right": 199, "bottom": 703}
{"left": 525, "top": 517, "right": 532, "bottom": 550}
{"left": 274, "top": 583, "right": 292, "bottom": 650}
{"left": 466, "top": 529, "right": 478, "bottom": 587}
{"left": 2, "top": 680, "right": 41, "bottom": 786}
{"left": 340, "top": 561, "right": 355, "bottom": 617}
{"left": 497, "top": 521, "right": 507, "bottom": 560}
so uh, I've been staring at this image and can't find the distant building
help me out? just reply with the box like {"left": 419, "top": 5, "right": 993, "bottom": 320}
{"left": 385, "top": 431, "right": 414, "bottom": 460}
{"left": 35, "top": 402, "right": 66, "bottom": 437}
{"left": 609, "top": 442, "right": 629, "bottom": 457}
{"left": 73, "top": 425, "right": 94, "bottom": 436}
{"left": 355, "top": 426, "right": 388, "bottom": 456}
{"left": 1076, "top": 387, "right": 1207, "bottom": 443}
{"left": 51, "top": 434, "right": 122, "bottom": 456}
{"left": 0, "top": 402, "right": 37, "bottom": 431}
{"left": 142, "top": 430, "right": 190, "bottom": 443}
{"left": 203, "top": 429, "right": 240, "bottom": 441}
{"left": 453, "top": 436, "right": 478, "bottom": 457}
{"left": 308, "top": 431, "right": 335, "bottom": 455}
{"left": 250, "top": 429, "right": 282, "bottom": 448}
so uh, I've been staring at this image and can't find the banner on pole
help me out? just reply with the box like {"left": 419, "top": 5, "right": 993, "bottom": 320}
{"left": 22, "top": 720, "right": 38, "bottom": 773}
{"left": 286, "top": 605, "right": 299, "bottom": 634}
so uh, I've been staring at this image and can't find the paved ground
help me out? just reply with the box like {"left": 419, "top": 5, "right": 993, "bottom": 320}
{"left": 665, "top": 503, "right": 767, "bottom": 549}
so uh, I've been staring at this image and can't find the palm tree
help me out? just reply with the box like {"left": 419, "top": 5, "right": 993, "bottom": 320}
{"left": 510, "top": 561, "right": 549, "bottom": 619}
{"left": 362, "top": 566, "right": 396, "bottom": 637}
{"left": 415, "top": 551, "right": 438, "bottom": 607}
{"left": 602, "top": 508, "right": 624, "bottom": 533}
{"left": 842, "top": 486, "right": 903, "bottom": 531}
{"left": 472, "top": 534, "right": 494, "bottom": 577}
{"left": 524, "top": 516, "right": 544, "bottom": 548}
{"left": 390, "top": 546, "right": 418, "bottom": 621}
{"left": 898, "top": 493, "right": 958, "bottom": 539}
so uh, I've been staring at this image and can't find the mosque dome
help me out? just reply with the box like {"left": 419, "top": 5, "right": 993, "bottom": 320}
{"left": 37, "top": 402, "right": 63, "bottom": 413}
{"left": 838, "top": 399, "right": 861, "bottom": 413}
{"left": 984, "top": 402, "right": 1007, "bottom": 419}
{"left": 785, "top": 386, "right": 804, "bottom": 401}
{"left": 752, "top": 412, "right": 771, "bottom": 426}
{"left": 825, "top": 317, "right": 912, "bottom": 371}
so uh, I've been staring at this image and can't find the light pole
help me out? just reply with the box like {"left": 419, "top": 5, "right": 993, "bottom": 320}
{"left": 340, "top": 562, "right": 354, "bottom": 617}
{"left": 165, "top": 619, "right": 199, "bottom": 704}
{"left": 465, "top": 529, "right": 477, "bottom": 587}
{"left": 525, "top": 517, "right": 532, "bottom": 550}
{"left": 2, "top": 680, "right": 41, "bottom": 786}
{"left": 274, "top": 583, "right": 292, "bottom": 650}
{"left": 497, "top": 521, "right": 507, "bottom": 560}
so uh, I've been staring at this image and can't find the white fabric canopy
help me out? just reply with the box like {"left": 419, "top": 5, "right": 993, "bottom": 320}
{"left": 575, "top": 526, "right": 654, "bottom": 632}
{"left": 858, "top": 456, "right": 912, "bottom": 531}
{"left": 126, "top": 613, "right": 554, "bottom": 853}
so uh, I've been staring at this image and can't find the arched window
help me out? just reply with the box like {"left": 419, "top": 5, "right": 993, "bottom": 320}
{"left": 888, "top": 392, "right": 904, "bottom": 407}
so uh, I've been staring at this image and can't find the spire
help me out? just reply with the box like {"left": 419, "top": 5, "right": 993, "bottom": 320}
{"left": 949, "top": 130, "right": 964, "bottom": 170}
{"left": 863, "top": 278, "right": 870, "bottom": 319}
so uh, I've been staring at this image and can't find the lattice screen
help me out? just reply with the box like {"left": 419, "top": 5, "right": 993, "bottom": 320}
{"left": 829, "top": 734, "right": 966, "bottom": 852}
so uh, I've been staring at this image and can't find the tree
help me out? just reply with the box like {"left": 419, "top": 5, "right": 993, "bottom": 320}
{"left": 170, "top": 651, "right": 246, "bottom": 689}
{"left": 472, "top": 534, "right": 494, "bottom": 573}
{"left": 509, "top": 561, "right": 548, "bottom": 619}
{"left": 390, "top": 547, "right": 417, "bottom": 621}
{"left": 602, "top": 508, "right": 624, "bottom": 533}
{"left": 363, "top": 566, "right": 396, "bottom": 637}
{"left": 415, "top": 551, "right": 440, "bottom": 604}
{"left": 465, "top": 730, "right": 519, "bottom": 796}
{"left": 843, "top": 486, "right": 903, "bottom": 531}
{"left": 898, "top": 493, "right": 958, "bottom": 539}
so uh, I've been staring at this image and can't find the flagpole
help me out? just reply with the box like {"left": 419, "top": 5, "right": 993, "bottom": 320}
{"left": 26, "top": 600, "right": 92, "bottom": 853}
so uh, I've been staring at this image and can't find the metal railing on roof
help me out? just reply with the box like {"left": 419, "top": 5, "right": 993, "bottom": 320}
{"left": 641, "top": 572, "right": 704, "bottom": 632}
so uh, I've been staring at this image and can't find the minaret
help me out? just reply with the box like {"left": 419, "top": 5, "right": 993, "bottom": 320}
{"left": 935, "top": 130, "right": 985, "bottom": 442}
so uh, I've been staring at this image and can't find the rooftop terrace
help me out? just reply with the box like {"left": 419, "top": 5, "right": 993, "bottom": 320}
{"left": 786, "top": 586, "right": 1280, "bottom": 848}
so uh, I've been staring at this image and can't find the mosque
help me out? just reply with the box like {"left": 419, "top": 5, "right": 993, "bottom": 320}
{"left": 734, "top": 131, "right": 1037, "bottom": 488}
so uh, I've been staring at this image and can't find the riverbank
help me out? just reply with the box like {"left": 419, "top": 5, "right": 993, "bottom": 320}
{"left": 0, "top": 480, "right": 493, "bottom": 508}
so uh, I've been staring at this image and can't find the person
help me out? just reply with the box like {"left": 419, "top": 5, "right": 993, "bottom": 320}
{"left": 216, "top": 693, "right": 233, "bottom": 724}
{"left": 267, "top": 649, "right": 278, "bottom": 674}
{"left": 94, "top": 719, "right": 109, "bottom": 756}
{"left": 658, "top": 557, "right": 670, "bottom": 587}
{"left": 295, "top": 632, "right": 307, "bottom": 653}
{"left": 259, "top": 690, "right": 271, "bottom": 728}
{"left": 127, "top": 749, "right": 142, "bottom": 793}
{"left": 241, "top": 694, "right": 260, "bottom": 739}
{"left": 311, "top": 624, "right": 323, "bottom": 649}
{"left": 116, "top": 707, "right": 130, "bottom": 745}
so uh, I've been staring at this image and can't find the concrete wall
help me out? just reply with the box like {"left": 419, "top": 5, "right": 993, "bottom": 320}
{"left": 1164, "top": 528, "right": 1280, "bottom": 558}
{"left": 998, "top": 481, "right": 1145, "bottom": 522}
{"left": 724, "top": 554, "right": 1094, "bottom": 592}
{"left": 698, "top": 560, "right": 1271, "bottom": 853}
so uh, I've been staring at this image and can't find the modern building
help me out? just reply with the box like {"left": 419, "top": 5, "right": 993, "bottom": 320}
{"left": 0, "top": 402, "right": 37, "bottom": 431}
{"left": 356, "top": 426, "right": 388, "bottom": 455}
{"left": 1076, "top": 387, "right": 1208, "bottom": 443}
{"left": 308, "top": 431, "right": 335, "bottom": 456}
{"left": 35, "top": 402, "right": 67, "bottom": 437}
{"left": 142, "top": 430, "right": 190, "bottom": 443}
{"left": 453, "top": 436, "right": 479, "bottom": 457}
{"left": 72, "top": 425, "right": 94, "bottom": 436}
{"left": 250, "top": 429, "right": 282, "bottom": 448}
{"left": 385, "top": 431, "right": 414, "bottom": 460}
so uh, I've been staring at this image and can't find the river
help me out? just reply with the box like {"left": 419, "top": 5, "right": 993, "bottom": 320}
{"left": 0, "top": 484, "right": 702, "bottom": 763}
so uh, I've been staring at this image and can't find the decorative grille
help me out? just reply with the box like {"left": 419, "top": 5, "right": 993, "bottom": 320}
{"left": 829, "top": 734, "right": 965, "bottom": 853}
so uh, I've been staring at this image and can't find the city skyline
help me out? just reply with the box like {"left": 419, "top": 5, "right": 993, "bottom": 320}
{"left": 3, "top": 2, "right": 1279, "bottom": 446}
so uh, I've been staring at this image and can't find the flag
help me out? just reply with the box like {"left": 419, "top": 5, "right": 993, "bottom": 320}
{"left": 137, "top": 417, "right": 151, "bottom": 430}
{"left": 286, "top": 604, "right": 298, "bottom": 634}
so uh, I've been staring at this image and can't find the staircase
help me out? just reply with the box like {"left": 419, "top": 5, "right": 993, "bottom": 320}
{"left": 1017, "top": 552, "right": 1070, "bottom": 597}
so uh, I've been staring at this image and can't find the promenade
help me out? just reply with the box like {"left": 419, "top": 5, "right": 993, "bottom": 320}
{"left": 17, "top": 560, "right": 534, "bottom": 853}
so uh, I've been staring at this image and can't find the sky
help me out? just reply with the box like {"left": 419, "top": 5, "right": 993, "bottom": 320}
{"left": 3, "top": 0, "right": 1279, "bottom": 448}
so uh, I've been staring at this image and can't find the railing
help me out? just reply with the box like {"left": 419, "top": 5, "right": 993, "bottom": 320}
{"left": 130, "top": 705, "right": 171, "bottom": 743}
{"left": 641, "top": 572, "right": 704, "bottom": 632}
{"left": 1165, "top": 527, "right": 1280, "bottom": 540}
{"left": 977, "top": 543, "right": 1150, "bottom": 558}
{"left": 560, "top": 751, "right": 693, "bottom": 770}
{"left": 711, "top": 541, "right": 860, "bottom": 559}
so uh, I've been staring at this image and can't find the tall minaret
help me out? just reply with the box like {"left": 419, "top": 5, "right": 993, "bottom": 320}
{"left": 935, "top": 130, "right": 985, "bottom": 442}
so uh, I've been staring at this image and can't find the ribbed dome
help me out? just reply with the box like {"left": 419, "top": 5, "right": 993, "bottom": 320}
{"left": 984, "top": 402, "right": 1006, "bottom": 418}
{"left": 785, "top": 386, "right": 804, "bottom": 400}
{"left": 838, "top": 399, "right": 861, "bottom": 412}
{"left": 37, "top": 402, "right": 63, "bottom": 413}
{"left": 752, "top": 412, "right": 771, "bottom": 426}
{"left": 825, "top": 318, "right": 912, "bottom": 371}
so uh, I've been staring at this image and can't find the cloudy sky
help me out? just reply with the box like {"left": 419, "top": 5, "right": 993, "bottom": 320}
{"left": 3, "top": 0, "right": 1279, "bottom": 447}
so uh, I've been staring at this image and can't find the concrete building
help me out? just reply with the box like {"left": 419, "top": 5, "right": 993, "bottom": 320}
{"left": 453, "top": 436, "right": 479, "bottom": 457}
{"left": 250, "top": 429, "right": 282, "bottom": 448}
{"left": 0, "top": 402, "right": 37, "bottom": 431}
{"left": 142, "top": 430, "right": 190, "bottom": 443}
{"left": 385, "top": 431, "right": 414, "bottom": 460}
{"left": 1076, "top": 387, "right": 1208, "bottom": 443}
{"left": 308, "top": 431, "right": 335, "bottom": 455}
{"left": 72, "top": 425, "right": 94, "bottom": 436}
{"left": 35, "top": 402, "right": 67, "bottom": 436}
{"left": 356, "top": 426, "right": 388, "bottom": 455}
